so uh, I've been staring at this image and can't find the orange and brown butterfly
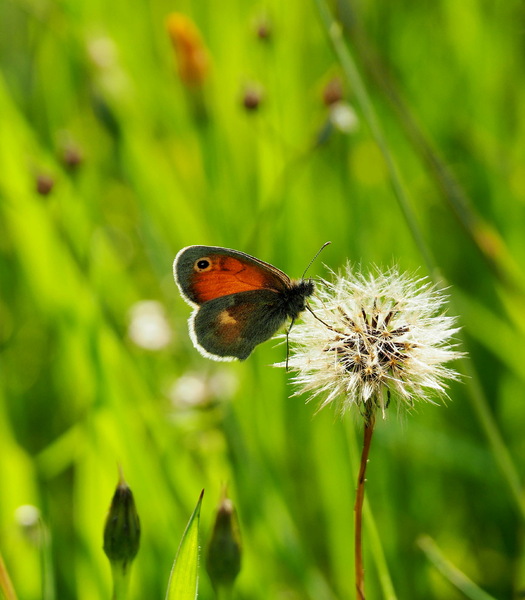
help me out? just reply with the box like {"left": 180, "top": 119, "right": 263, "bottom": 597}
{"left": 173, "top": 245, "right": 315, "bottom": 361}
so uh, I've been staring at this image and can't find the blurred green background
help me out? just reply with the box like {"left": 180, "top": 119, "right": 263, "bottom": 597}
{"left": 1, "top": 0, "right": 524, "bottom": 598}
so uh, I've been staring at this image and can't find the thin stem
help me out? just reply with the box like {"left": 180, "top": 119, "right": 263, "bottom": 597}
{"left": 110, "top": 562, "right": 131, "bottom": 600}
{"left": 216, "top": 585, "right": 234, "bottom": 600}
{"left": 40, "top": 521, "right": 55, "bottom": 600}
{"left": 354, "top": 410, "right": 375, "bottom": 600}
{"left": 461, "top": 359, "right": 525, "bottom": 521}
{"left": 418, "top": 536, "right": 498, "bottom": 600}
{"left": 344, "top": 420, "right": 397, "bottom": 600}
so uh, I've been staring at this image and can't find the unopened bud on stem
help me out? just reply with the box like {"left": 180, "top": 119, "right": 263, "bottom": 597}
{"left": 206, "top": 492, "right": 242, "bottom": 592}
{"left": 103, "top": 468, "right": 141, "bottom": 599}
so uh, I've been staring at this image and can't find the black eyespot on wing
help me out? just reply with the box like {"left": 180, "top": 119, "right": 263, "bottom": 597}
{"left": 194, "top": 258, "right": 212, "bottom": 272}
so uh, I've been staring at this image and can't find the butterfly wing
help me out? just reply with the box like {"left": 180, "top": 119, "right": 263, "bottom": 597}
{"left": 174, "top": 245, "right": 290, "bottom": 306}
{"left": 189, "top": 289, "right": 289, "bottom": 360}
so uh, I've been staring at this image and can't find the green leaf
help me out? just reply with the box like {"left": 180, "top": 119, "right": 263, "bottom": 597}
{"left": 165, "top": 490, "right": 204, "bottom": 600}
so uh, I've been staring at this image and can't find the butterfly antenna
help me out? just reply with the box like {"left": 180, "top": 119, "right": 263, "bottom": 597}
{"left": 301, "top": 241, "right": 331, "bottom": 280}
{"left": 286, "top": 242, "right": 331, "bottom": 370}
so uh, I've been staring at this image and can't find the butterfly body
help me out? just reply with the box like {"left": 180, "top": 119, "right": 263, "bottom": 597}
{"left": 174, "top": 245, "right": 314, "bottom": 360}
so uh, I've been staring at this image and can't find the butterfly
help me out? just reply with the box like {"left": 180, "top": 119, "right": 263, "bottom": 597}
{"left": 173, "top": 245, "right": 315, "bottom": 361}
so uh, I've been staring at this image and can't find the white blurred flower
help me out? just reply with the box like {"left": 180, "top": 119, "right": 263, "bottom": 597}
{"left": 15, "top": 505, "right": 43, "bottom": 545}
{"left": 329, "top": 101, "right": 359, "bottom": 134}
{"left": 168, "top": 370, "right": 238, "bottom": 408}
{"left": 169, "top": 372, "right": 208, "bottom": 406}
{"left": 86, "top": 34, "right": 129, "bottom": 98}
{"left": 280, "top": 265, "right": 463, "bottom": 417}
{"left": 15, "top": 504, "right": 40, "bottom": 528}
{"left": 87, "top": 36, "right": 118, "bottom": 70}
{"left": 128, "top": 301, "right": 172, "bottom": 350}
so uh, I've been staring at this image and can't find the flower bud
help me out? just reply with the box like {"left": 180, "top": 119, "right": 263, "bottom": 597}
{"left": 322, "top": 76, "right": 344, "bottom": 106}
{"left": 35, "top": 173, "right": 54, "bottom": 196}
{"left": 206, "top": 495, "right": 242, "bottom": 591}
{"left": 62, "top": 143, "right": 83, "bottom": 170}
{"left": 103, "top": 473, "right": 141, "bottom": 569}
{"left": 254, "top": 15, "right": 272, "bottom": 41}
{"left": 242, "top": 83, "right": 263, "bottom": 112}
{"left": 166, "top": 13, "right": 210, "bottom": 88}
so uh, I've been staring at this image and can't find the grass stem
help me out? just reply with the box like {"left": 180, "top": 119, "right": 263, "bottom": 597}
{"left": 418, "top": 536, "right": 498, "bottom": 600}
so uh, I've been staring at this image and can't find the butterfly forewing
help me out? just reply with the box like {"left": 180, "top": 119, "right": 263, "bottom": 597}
{"left": 175, "top": 246, "right": 290, "bottom": 306}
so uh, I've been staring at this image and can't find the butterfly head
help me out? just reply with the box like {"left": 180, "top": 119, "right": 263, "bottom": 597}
{"left": 285, "top": 278, "right": 315, "bottom": 319}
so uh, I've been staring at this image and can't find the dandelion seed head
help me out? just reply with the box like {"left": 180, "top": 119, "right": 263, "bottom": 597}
{"left": 280, "top": 265, "right": 463, "bottom": 417}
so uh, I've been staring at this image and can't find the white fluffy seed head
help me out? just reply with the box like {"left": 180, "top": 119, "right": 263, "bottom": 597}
{"left": 279, "top": 265, "right": 464, "bottom": 417}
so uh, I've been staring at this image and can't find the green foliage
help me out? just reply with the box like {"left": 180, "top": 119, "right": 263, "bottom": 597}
{"left": 1, "top": 0, "right": 525, "bottom": 599}
{"left": 166, "top": 491, "right": 203, "bottom": 600}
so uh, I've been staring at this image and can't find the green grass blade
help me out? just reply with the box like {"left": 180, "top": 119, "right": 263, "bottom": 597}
{"left": 418, "top": 536, "right": 498, "bottom": 600}
{"left": 165, "top": 490, "right": 204, "bottom": 600}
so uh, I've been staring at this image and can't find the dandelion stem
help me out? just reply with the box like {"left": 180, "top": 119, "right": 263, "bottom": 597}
{"left": 354, "top": 408, "right": 375, "bottom": 600}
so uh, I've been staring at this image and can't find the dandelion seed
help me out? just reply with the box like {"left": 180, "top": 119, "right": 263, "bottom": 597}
{"left": 281, "top": 265, "right": 463, "bottom": 417}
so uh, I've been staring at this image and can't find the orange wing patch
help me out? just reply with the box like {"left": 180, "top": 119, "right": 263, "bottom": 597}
{"left": 218, "top": 310, "right": 238, "bottom": 326}
{"left": 190, "top": 255, "right": 283, "bottom": 303}
{"left": 215, "top": 309, "right": 242, "bottom": 343}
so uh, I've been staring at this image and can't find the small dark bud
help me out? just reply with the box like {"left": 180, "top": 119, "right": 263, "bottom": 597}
{"left": 62, "top": 144, "right": 83, "bottom": 170}
{"left": 242, "top": 84, "right": 263, "bottom": 111}
{"left": 103, "top": 473, "right": 141, "bottom": 569}
{"left": 322, "top": 76, "right": 344, "bottom": 106}
{"left": 255, "top": 17, "right": 272, "bottom": 41}
{"left": 206, "top": 496, "right": 242, "bottom": 591}
{"left": 36, "top": 173, "right": 54, "bottom": 196}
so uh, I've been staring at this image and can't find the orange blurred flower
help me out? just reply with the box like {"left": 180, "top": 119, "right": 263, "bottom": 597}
{"left": 166, "top": 13, "right": 210, "bottom": 88}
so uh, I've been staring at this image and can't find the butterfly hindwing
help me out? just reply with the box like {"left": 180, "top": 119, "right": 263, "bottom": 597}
{"left": 190, "top": 289, "right": 288, "bottom": 360}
